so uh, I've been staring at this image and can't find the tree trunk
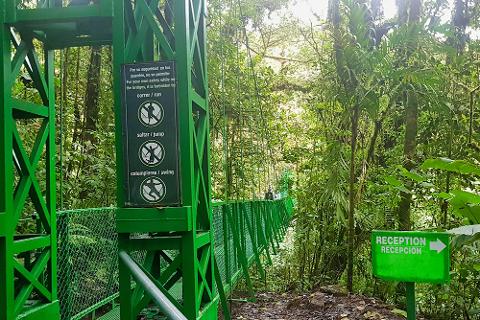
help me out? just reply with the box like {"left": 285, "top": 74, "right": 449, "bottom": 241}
{"left": 442, "top": 0, "right": 469, "bottom": 226}
{"left": 397, "top": 0, "right": 421, "bottom": 231}
{"left": 60, "top": 48, "right": 69, "bottom": 148}
{"left": 227, "top": 119, "right": 235, "bottom": 199}
{"left": 347, "top": 104, "right": 360, "bottom": 292}
{"left": 72, "top": 48, "right": 82, "bottom": 144}
{"left": 330, "top": 0, "right": 360, "bottom": 292}
{"left": 398, "top": 91, "right": 418, "bottom": 231}
{"left": 82, "top": 46, "right": 102, "bottom": 144}
{"left": 452, "top": 0, "right": 468, "bottom": 54}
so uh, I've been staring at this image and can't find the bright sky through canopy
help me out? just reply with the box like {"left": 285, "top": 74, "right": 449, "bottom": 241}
{"left": 290, "top": 0, "right": 398, "bottom": 22}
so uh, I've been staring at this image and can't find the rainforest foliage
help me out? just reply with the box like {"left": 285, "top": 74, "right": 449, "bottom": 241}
{"left": 16, "top": 0, "right": 480, "bottom": 318}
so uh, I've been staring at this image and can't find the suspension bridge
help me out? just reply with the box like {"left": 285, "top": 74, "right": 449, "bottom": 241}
{"left": 0, "top": 0, "right": 293, "bottom": 319}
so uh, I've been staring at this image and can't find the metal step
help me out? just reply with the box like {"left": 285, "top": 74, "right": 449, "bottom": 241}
{"left": 97, "top": 306, "right": 170, "bottom": 320}
{"left": 97, "top": 307, "right": 120, "bottom": 320}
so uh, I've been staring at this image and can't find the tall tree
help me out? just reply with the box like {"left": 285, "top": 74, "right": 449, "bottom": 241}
{"left": 329, "top": 0, "right": 365, "bottom": 293}
{"left": 82, "top": 46, "right": 102, "bottom": 144}
{"left": 397, "top": 0, "right": 421, "bottom": 231}
{"left": 443, "top": 0, "right": 470, "bottom": 226}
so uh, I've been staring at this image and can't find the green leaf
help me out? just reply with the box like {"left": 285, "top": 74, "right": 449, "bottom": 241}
{"left": 384, "top": 176, "right": 410, "bottom": 193}
{"left": 419, "top": 181, "right": 434, "bottom": 188}
{"left": 385, "top": 176, "right": 412, "bottom": 193}
{"left": 448, "top": 224, "right": 480, "bottom": 235}
{"left": 448, "top": 190, "right": 480, "bottom": 224}
{"left": 435, "top": 192, "right": 452, "bottom": 200}
{"left": 397, "top": 166, "right": 426, "bottom": 182}
{"left": 385, "top": 175, "right": 403, "bottom": 187}
{"left": 450, "top": 232, "right": 480, "bottom": 250}
{"left": 421, "top": 158, "right": 480, "bottom": 176}
{"left": 361, "top": 90, "right": 379, "bottom": 119}
{"left": 392, "top": 308, "right": 407, "bottom": 317}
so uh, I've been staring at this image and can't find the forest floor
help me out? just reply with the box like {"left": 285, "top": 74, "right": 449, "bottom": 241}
{"left": 229, "top": 286, "right": 422, "bottom": 320}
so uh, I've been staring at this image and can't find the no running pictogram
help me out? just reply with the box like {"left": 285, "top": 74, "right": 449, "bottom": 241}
{"left": 138, "top": 100, "right": 164, "bottom": 127}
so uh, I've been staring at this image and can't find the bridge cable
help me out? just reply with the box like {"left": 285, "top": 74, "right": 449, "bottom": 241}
{"left": 236, "top": 27, "right": 246, "bottom": 200}
{"left": 231, "top": 0, "right": 248, "bottom": 200}
{"left": 234, "top": 6, "right": 261, "bottom": 199}
{"left": 59, "top": 49, "right": 65, "bottom": 210}
{"left": 236, "top": 0, "right": 275, "bottom": 194}
{"left": 219, "top": 0, "right": 229, "bottom": 201}
{"left": 234, "top": 0, "right": 265, "bottom": 198}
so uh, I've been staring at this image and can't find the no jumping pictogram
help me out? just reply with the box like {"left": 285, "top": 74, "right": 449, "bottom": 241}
{"left": 139, "top": 141, "right": 165, "bottom": 167}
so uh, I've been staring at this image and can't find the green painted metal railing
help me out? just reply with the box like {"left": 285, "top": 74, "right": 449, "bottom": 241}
{"left": 57, "top": 198, "right": 293, "bottom": 320}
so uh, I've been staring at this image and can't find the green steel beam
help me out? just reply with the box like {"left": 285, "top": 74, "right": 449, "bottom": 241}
{"left": 116, "top": 207, "right": 192, "bottom": 233}
{"left": 13, "top": 5, "right": 112, "bottom": 23}
{"left": 0, "top": 8, "right": 59, "bottom": 318}
{"left": 0, "top": 9, "right": 14, "bottom": 320}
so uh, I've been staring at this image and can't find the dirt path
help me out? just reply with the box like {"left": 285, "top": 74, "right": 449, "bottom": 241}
{"left": 230, "top": 288, "right": 417, "bottom": 320}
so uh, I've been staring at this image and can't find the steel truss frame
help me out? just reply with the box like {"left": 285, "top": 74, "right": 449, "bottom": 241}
{"left": 0, "top": 0, "right": 214, "bottom": 318}
{"left": 0, "top": 0, "right": 121, "bottom": 314}
{"left": 0, "top": 13, "right": 58, "bottom": 320}
{"left": 112, "top": 0, "right": 216, "bottom": 319}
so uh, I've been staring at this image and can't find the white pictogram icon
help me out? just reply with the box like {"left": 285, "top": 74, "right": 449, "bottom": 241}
{"left": 140, "top": 177, "right": 166, "bottom": 203}
{"left": 138, "top": 100, "right": 164, "bottom": 127}
{"left": 139, "top": 141, "right": 165, "bottom": 167}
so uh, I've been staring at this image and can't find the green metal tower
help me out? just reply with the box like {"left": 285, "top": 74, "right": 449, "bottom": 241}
{"left": 0, "top": 1, "right": 59, "bottom": 319}
{"left": 0, "top": 0, "right": 214, "bottom": 319}
{"left": 113, "top": 0, "right": 217, "bottom": 319}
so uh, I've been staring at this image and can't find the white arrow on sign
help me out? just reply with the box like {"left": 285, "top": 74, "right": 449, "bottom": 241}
{"left": 429, "top": 239, "right": 447, "bottom": 253}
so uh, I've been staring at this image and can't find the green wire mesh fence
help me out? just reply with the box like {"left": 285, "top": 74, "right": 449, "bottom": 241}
{"left": 57, "top": 198, "right": 293, "bottom": 320}
{"left": 57, "top": 208, "right": 119, "bottom": 320}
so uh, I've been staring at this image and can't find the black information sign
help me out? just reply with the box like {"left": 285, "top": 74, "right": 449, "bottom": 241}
{"left": 121, "top": 61, "right": 181, "bottom": 207}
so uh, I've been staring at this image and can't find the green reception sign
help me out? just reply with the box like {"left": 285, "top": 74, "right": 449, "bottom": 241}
{"left": 372, "top": 230, "right": 450, "bottom": 283}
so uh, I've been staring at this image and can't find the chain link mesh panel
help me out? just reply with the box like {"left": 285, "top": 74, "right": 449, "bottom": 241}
{"left": 57, "top": 208, "right": 119, "bottom": 320}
